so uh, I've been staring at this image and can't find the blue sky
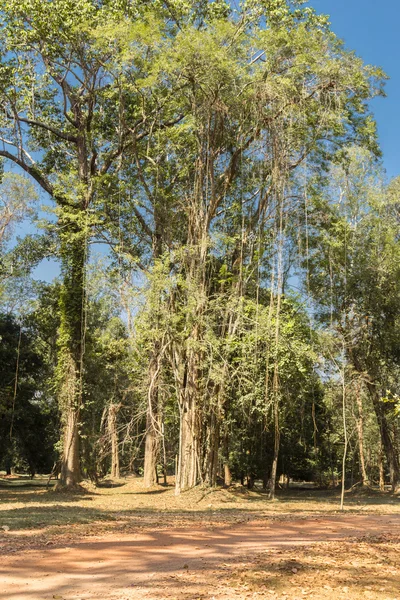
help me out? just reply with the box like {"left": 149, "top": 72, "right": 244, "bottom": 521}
{"left": 314, "top": 0, "right": 399, "bottom": 179}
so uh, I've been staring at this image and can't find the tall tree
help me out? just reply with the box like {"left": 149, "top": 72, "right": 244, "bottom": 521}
{"left": 0, "top": 0, "right": 186, "bottom": 486}
{"left": 132, "top": 0, "right": 384, "bottom": 492}
{"left": 304, "top": 149, "right": 400, "bottom": 490}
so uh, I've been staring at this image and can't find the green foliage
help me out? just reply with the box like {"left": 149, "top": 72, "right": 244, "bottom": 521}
{"left": 0, "top": 0, "right": 394, "bottom": 490}
{"left": 0, "top": 306, "right": 58, "bottom": 474}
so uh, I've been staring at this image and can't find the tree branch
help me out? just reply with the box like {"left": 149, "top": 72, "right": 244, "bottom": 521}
{"left": 0, "top": 150, "right": 70, "bottom": 207}
{"left": 6, "top": 113, "right": 78, "bottom": 143}
{"left": 0, "top": 150, "right": 54, "bottom": 196}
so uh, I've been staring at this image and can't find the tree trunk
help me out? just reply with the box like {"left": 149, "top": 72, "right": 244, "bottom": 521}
{"left": 205, "top": 409, "right": 219, "bottom": 487}
{"left": 175, "top": 233, "right": 207, "bottom": 494}
{"left": 204, "top": 312, "right": 238, "bottom": 488}
{"left": 60, "top": 399, "right": 81, "bottom": 487}
{"left": 269, "top": 392, "right": 280, "bottom": 500}
{"left": 58, "top": 216, "right": 87, "bottom": 489}
{"left": 143, "top": 214, "right": 164, "bottom": 488}
{"left": 368, "top": 383, "right": 400, "bottom": 491}
{"left": 176, "top": 351, "right": 201, "bottom": 493}
{"left": 176, "top": 404, "right": 199, "bottom": 492}
{"left": 108, "top": 403, "right": 121, "bottom": 479}
{"left": 143, "top": 409, "right": 159, "bottom": 487}
{"left": 223, "top": 433, "right": 232, "bottom": 487}
{"left": 161, "top": 421, "right": 168, "bottom": 485}
{"left": 224, "top": 463, "right": 232, "bottom": 487}
{"left": 381, "top": 419, "right": 399, "bottom": 492}
{"left": 349, "top": 349, "right": 399, "bottom": 492}
{"left": 143, "top": 341, "right": 161, "bottom": 487}
{"left": 355, "top": 383, "right": 369, "bottom": 486}
{"left": 379, "top": 445, "right": 385, "bottom": 491}
{"left": 340, "top": 370, "right": 347, "bottom": 511}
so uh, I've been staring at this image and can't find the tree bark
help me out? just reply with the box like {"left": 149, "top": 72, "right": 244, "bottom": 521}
{"left": 108, "top": 403, "right": 121, "bottom": 479}
{"left": 143, "top": 341, "right": 161, "bottom": 487}
{"left": 205, "top": 409, "right": 220, "bottom": 487}
{"left": 175, "top": 231, "right": 207, "bottom": 494}
{"left": 58, "top": 213, "right": 87, "bottom": 489}
{"left": 223, "top": 433, "right": 232, "bottom": 487}
{"left": 143, "top": 403, "right": 159, "bottom": 487}
{"left": 176, "top": 348, "right": 201, "bottom": 493}
{"left": 143, "top": 211, "right": 164, "bottom": 488}
{"left": 355, "top": 383, "right": 369, "bottom": 486}
{"left": 379, "top": 445, "right": 385, "bottom": 491}
{"left": 61, "top": 405, "right": 81, "bottom": 487}
{"left": 269, "top": 387, "right": 280, "bottom": 500}
{"left": 367, "top": 383, "right": 400, "bottom": 491}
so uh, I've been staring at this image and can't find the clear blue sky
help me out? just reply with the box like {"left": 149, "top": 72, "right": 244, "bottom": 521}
{"left": 314, "top": 0, "right": 399, "bottom": 179}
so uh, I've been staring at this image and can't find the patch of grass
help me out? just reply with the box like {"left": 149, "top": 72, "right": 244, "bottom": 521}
{"left": 0, "top": 475, "right": 398, "bottom": 545}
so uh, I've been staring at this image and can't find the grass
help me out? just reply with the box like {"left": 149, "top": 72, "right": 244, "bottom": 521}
{"left": 0, "top": 474, "right": 398, "bottom": 540}
{"left": 0, "top": 476, "right": 400, "bottom": 531}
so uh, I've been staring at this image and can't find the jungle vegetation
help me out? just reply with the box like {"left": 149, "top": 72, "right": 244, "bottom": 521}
{"left": 1, "top": 0, "right": 399, "bottom": 498}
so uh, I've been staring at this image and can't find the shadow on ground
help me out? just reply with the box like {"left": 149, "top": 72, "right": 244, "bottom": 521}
{"left": 0, "top": 515, "right": 399, "bottom": 600}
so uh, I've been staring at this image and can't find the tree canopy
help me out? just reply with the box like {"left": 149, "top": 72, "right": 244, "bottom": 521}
{"left": 0, "top": 0, "right": 398, "bottom": 499}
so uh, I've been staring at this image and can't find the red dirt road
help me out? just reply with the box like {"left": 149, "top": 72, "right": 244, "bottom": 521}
{"left": 1, "top": 515, "right": 399, "bottom": 600}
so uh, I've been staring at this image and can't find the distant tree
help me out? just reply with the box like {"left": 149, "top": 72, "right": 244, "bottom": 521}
{"left": 0, "top": 310, "right": 57, "bottom": 475}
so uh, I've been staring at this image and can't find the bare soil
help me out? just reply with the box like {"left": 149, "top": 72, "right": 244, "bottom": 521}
{"left": 0, "top": 477, "right": 399, "bottom": 600}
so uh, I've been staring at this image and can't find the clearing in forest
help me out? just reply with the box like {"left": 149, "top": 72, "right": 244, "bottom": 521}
{"left": 1, "top": 476, "right": 400, "bottom": 600}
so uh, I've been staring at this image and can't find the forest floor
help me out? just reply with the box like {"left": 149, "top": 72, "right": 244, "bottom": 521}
{"left": 0, "top": 476, "right": 400, "bottom": 600}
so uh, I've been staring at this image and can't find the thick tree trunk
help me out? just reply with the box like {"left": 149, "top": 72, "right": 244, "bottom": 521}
{"left": 176, "top": 353, "right": 201, "bottom": 493}
{"left": 143, "top": 409, "right": 159, "bottom": 487}
{"left": 143, "top": 341, "right": 161, "bottom": 487}
{"left": 176, "top": 406, "right": 199, "bottom": 492}
{"left": 108, "top": 403, "right": 121, "bottom": 479}
{"left": 175, "top": 233, "right": 207, "bottom": 494}
{"left": 224, "top": 463, "right": 232, "bottom": 487}
{"left": 61, "top": 405, "right": 81, "bottom": 487}
{"left": 58, "top": 218, "right": 87, "bottom": 489}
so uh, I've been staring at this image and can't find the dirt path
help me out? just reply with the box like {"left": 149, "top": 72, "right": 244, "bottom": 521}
{"left": 1, "top": 514, "right": 399, "bottom": 600}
